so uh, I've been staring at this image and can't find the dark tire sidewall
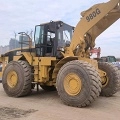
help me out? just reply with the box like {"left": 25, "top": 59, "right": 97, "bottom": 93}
{"left": 2, "top": 61, "right": 25, "bottom": 97}
{"left": 98, "top": 62, "right": 119, "bottom": 96}
{"left": 57, "top": 63, "right": 91, "bottom": 106}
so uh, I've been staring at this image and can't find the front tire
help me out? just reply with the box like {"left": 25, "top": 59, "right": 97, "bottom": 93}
{"left": 56, "top": 60, "right": 102, "bottom": 107}
{"left": 98, "top": 62, "right": 120, "bottom": 96}
{"left": 2, "top": 60, "right": 32, "bottom": 97}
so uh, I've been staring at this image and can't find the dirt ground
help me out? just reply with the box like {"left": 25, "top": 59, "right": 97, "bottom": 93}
{"left": 0, "top": 83, "right": 120, "bottom": 120}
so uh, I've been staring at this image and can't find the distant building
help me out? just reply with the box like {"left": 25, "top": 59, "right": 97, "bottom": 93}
{"left": 9, "top": 38, "right": 20, "bottom": 50}
{"left": 0, "top": 35, "right": 35, "bottom": 55}
{"left": 3, "top": 45, "right": 9, "bottom": 53}
{"left": 19, "top": 35, "right": 34, "bottom": 48}
{"left": 0, "top": 45, "right": 9, "bottom": 54}
{"left": 0, "top": 46, "right": 3, "bottom": 54}
{"left": 19, "top": 35, "right": 29, "bottom": 48}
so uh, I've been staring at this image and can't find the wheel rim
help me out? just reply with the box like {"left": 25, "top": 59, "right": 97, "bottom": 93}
{"left": 7, "top": 71, "right": 18, "bottom": 88}
{"left": 102, "top": 76, "right": 109, "bottom": 87}
{"left": 64, "top": 73, "right": 82, "bottom": 96}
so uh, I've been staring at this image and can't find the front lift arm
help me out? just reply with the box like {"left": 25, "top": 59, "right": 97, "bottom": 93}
{"left": 65, "top": 0, "right": 120, "bottom": 57}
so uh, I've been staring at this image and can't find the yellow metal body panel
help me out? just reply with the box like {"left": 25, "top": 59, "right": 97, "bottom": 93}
{"left": 39, "top": 57, "right": 56, "bottom": 82}
{"left": 0, "top": 55, "right": 5, "bottom": 78}
{"left": 32, "top": 57, "right": 56, "bottom": 82}
{"left": 0, "top": 55, "right": 5, "bottom": 63}
{"left": 0, "top": 72, "right": 2, "bottom": 78}
{"left": 40, "top": 57, "right": 56, "bottom": 66}
{"left": 13, "top": 56, "right": 22, "bottom": 61}
{"left": 33, "top": 57, "right": 39, "bottom": 65}
{"left": 32, "top": 57, "right": 39, "bottom": 82}
{"left": 0, "top": 57, "right": 8, "bottom": 78}
{"left": 22, "top": 52, "right": 33, "bottom": 65}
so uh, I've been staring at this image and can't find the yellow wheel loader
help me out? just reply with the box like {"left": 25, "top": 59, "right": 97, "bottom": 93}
{"left": 0, "top": 0, "right": 120, "bottom": 107}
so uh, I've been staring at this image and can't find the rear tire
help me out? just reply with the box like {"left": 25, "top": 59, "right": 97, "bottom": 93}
{"left": 40, "top": 85, "right": 56, "bottom": 91}
{"left": 56, "top": 60, "right": 102, "bottom": 107}
{"left": 2, "top": 60, "right": 32, "bottom": 97}
{"left": 98, "top": 62, "right": 120, "bottom": 96}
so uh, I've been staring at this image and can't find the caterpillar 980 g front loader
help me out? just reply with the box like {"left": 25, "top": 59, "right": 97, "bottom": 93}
{"left": 0, "top": 0, "right": 120, "bottom": 107}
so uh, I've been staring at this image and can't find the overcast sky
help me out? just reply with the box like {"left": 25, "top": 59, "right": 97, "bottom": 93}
{"left": 0, "top": 0, "right": 120, "bottom": 57}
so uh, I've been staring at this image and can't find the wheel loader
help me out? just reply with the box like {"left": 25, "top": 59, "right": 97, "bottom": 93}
{"left": 0, "top": 0, "right": 120, "bottom": 107}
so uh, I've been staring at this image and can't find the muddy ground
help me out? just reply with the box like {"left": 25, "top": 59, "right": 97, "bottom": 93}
{"left": 0, "top": 83, "right": 120, "bottom": 120}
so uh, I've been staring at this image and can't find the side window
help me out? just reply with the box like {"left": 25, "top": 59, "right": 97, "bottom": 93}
{"left": 34, "top": 26, "right": 44, "bottom": 44}
{"left": 39, "top": 26, "right": 44, "bottom": 44}
{"left": 35, "top": 26, "right": 40, "bottom": 44}
{"left": 63, "top": 30, "right": 71, "bottom": 41}
{"left": 109, "top": 57, "right": 116, "bottom": 62}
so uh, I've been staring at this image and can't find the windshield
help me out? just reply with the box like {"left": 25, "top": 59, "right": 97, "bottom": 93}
{"left": 57, "top": 24, "right": 73, "bottom": 41}
{"left": 57, "top": 23, "right": 74, "bottom": 47}
{"left": 108, "top": 56, "right": 116, "bottom": 62}
{"left": 101, "top": 56, "right": 116, "bottom": 62}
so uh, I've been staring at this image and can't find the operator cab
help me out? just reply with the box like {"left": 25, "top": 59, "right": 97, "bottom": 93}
{"left": 34, "top": 21, "right": 74, "bottom": 57}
